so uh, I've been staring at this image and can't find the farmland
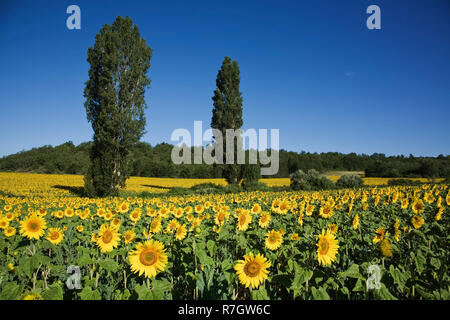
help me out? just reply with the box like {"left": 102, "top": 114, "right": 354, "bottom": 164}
{"left": 0, "top": 172, "right": 448, "bottom": 300}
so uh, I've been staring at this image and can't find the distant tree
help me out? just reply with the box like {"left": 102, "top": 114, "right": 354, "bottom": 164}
{"left": 211, "top": 56, "right": 243, "bottom": 184}
{"left": 83, "top": 16, "right": 152, "bottom": 196}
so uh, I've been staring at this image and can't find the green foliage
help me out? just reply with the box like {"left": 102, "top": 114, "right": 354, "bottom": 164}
{"left": 290, "top": 169, "right": 335, "bottom": 191}
{"left": 336, "top": 174, "right": 364, "bottom": 188}
{"left": 1, "top": 141, "right": 449, "bottom": 180}
{"left": 240, "top": 164, "right": 261, "bottom": 187}
{"left": 387, "top": 178, "right": 423, "bottom": 186}
{"left": 83, "top": 16, "right": 152, "bottom": 197}
{"left": 211, "top": 56, "right": 244, "bottom": 184}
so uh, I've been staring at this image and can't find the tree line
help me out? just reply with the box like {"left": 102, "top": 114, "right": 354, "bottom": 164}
{"left": 1, "top": 140, "right": 448, "bottom": 179}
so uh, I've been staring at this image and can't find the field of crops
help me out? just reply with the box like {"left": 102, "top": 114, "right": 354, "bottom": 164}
{"left": 0, "top": 172, "right": 449, "bottom": 300}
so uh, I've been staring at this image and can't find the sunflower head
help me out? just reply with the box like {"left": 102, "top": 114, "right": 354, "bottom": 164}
{"left": 20, "top": 214, "right": 47, "bottom": 240}
{"left": 234, "top": 252, "right": 271, "bottom": 289}
{"left": 96, "top": 224, "right": 121, "bottom": 253}
{"left": 316, "top": 229, "right": 339, "bottom": 267}
{"left": 265, "top": 230, "right": 283, "bottom": 251}
{"left": 128, "top": 240, "right": 168, "bottom": 279}
{"left": 46, "top": 227, "right": 64, "bottom": 245}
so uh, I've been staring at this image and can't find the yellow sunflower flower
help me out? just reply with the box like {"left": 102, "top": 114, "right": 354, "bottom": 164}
{"left": 316, "top": 229, "right": 339, "bottom": 267}
{"left": 265, "top": 230, "right": 283, "bottom": 250}
{"left": 128, "top": 240, "right": 168, "bottom": 279}
{"left": 19, "top": 214, "right": 47, "bottom": 240}
{"left": 96, "top": 224, "right": 121, "bottom": 253}
{"left": 234, "top": 252, "right": 271, "bottom": 289}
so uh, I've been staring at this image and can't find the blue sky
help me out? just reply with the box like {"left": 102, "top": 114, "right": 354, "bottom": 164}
{"left": 0, "top": 0, "right": 449, "bottom": 157}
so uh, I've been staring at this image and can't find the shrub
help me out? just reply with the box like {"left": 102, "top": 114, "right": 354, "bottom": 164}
{"left": 387, "top": 179, "right": 422, "bottom": 186}
{"left": 240, "top": 164, "right": 261, "bottom": 188}
{"left": 290, "top": 169, "right": 335, "bottom": 191}
{"left": 336, "top": 174, "right": 364, "bottom": 188}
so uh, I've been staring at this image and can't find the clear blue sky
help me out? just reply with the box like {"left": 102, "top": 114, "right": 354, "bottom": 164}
{"left": 0, "top": 0, "right": 449, "bottom": 157}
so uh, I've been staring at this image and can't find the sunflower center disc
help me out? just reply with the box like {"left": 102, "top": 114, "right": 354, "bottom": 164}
{"left": 140, "top": 250, "right": 157, "bottom": 266}
{"left": 319, "top": 239, "right": 329, "bottom": 254}
{"left": 28, "top": 222, "right": 39, "bottom": 231}
{"left": 245, "top": 262, "right": 261, "bottom": 277}
{"left": 102, "top": 231, "right": 113, "bottom": 243}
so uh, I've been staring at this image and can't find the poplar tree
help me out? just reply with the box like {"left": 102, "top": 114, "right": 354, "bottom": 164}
{"left": 83, "top": 16, "right": 152, "bottom": 196}
{"left": 211, "top": 56, "right": 243, "bottom": 184}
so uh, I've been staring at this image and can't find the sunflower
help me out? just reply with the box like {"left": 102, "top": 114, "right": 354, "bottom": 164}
{"left": 194, "top": 204, "right": 205, "bottom": 214}
{"left": 46, "top": 227, "right": 64, "bottom": 245}
{"left": 411, "top": 215, "right": 425, "bottom": 229}
{"left": 316, "top": 229, "right": 339, "bottom": 267}
{"left": 265, "top": 230, "right": 283, "bottom": 250}
{"left": 297, "top": 212, "right": 304, "bottom": 226}
{"left": 64, "top": 207, "right": 74, "bottom": 218}
{"left": 373, "top": 227, "right": 387, "bottom": 244}
{"left": 290, "top": 233, "right": 300, "bottom": 241}
{"left": 380, "top": 238, "right": 393, "bottom": 258}
{"left": 129, "top": 209, "right": 142, "bottom": 223}
{"left": 19, "top": 214, "right": 47, "bottom": 240}
{"left": 4, "top": 226, "right": 16, "bottom": 237}
{"left": 352, "top": 214, "right": 360, "bottom": 230}
{"left": 23, "top": 293, "right": 42, "bottom": 300}
{"left": 446, "top": 192, "right": 450, "bottom": 206}
{"left": 214, "top": 210, "right": 229, "bottom": 226}
{"left": 234, "top": 252, "right": 271, "bottom": 289}
{"left": 237, "top": 210, "right": 251, "bottom": 231}
{"left": 166, "top": 219, "right": 180, "bottom": 233}
{"left": 258, "top": 212, "right": 271, "bottom": 228}
{"left": 149, "top": 217, "right": 162, "bottom": 234}
{"left": 393, "top": 219, "right": 401, "bottom": 242}
{"left": 124, "top": 230, "right": 135, "bottom": 244}
{"left": 401, "top": 199, "right": 409, "bottom": 209}
{"left": 111, "top": 218, "right": 121, "bottom": 230}
{"left": 128, "top": 240, "right": 168, "bottom": 279}
{"left": 0, "top": 215, "right": 9, "bottom": 229}
{"left": 96, "top": 224, "right": 121, "bottom": 253}
{"left": 319, "top": 205, "right": 333, "bottom": 219}
{"left": 76, "top": 225, "right": 84, "bottom": 233}
{"left": 175, "top": 224, "right": 187, "bottom": 241}
{"left": 119, "top": 201, "right": 130, "bottom": 213}
{"left": 173, "top": 207, "right": 184, "bottom": 218}
{"left": 328, "top": 224, "right": 338, "bottom": 234}
{"left": 411, "top": 199, "right": 425, "bottom": 214}
{"left": 436, "top": 207, "right": 444, "bottom": 221}
{"left": 251, "top": 204, "right": 262, "bottom": 215}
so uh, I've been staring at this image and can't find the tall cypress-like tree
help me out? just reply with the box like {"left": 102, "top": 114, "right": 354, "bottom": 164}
{"left": 84, "top": 16, "right": 152, "bottom": 196}
{"left": 211, "top": 56, "right": 243, "bottom": 184}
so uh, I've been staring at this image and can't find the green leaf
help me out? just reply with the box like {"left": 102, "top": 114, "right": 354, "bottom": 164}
{"left": 0, "top": 282, "right": 22, "bottom": 300}
{"left": 352, "top": 279, "right": 365, "bottom": 292}
{"left": 77, "top": 253, "right": 93, "bottom": 266}
{"left": 272, "top": 274, "right": 291, "bottom": 287}
{"left": 79, "top": 286, "right": 101, "bottom": 300}
{"left": 152, "top": 278, "right": 172, "bottom": 293}
{"left": 291, "top": 265, "right": 313, "bottom": 290}
{"left": 415, "top": 250, "right": 426, "bottom": 274}
{"left": 373, "top": 283, "right": 397, "bottom": 300}
{"left": 311, "top": 287, "right": 330, "bottom": 300}
{"left": 430, "top": 257, "right": 441, "bottom": 270}
{"left": 99, "top": 258, "right": 119, "bottom": 273}
{"left": 251, "top": 286, "right": 269, "bottom": 300}
{"left": 340, "top": 264, "right": 362, "bottom": 279}
{"left": 221, "top": 259, "right": 233, "bottom": 271}
{"left": 389, "top": 265, "right": 410, "bottom": 292}
{"left": 41, "top": 284, "right": 63, "bottom": 300}
{"left": 206, "top": 240, "right": 217, "bottom": 256}
{"left": 196, "top": 249, "right": 214, "bottom": 267}
{"left": 134, "top": 284, "right": 153, "bottom": 300}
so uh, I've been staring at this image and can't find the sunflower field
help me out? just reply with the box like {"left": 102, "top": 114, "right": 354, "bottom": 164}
{"left": 0, "top": 172, "right": 449, "bottom": 300}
